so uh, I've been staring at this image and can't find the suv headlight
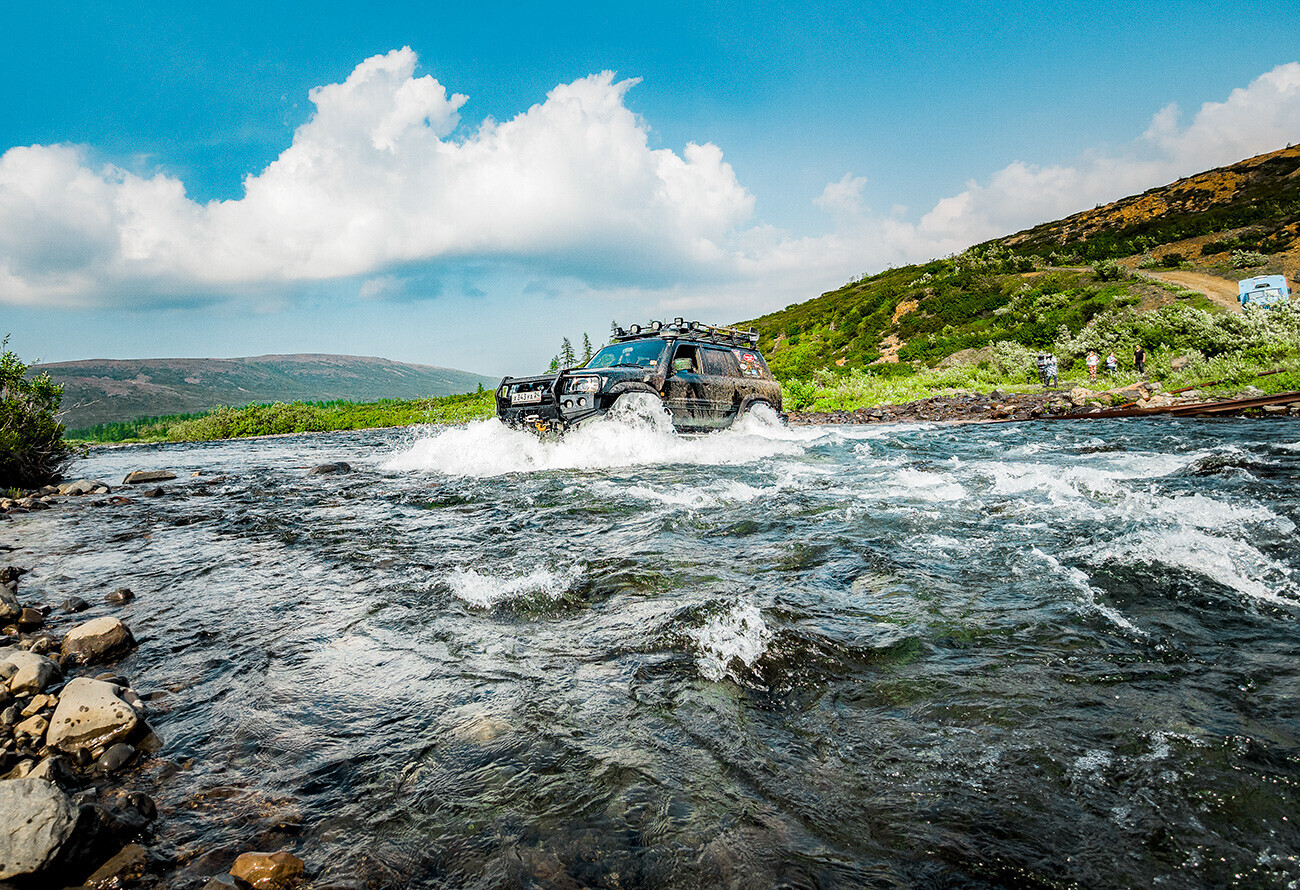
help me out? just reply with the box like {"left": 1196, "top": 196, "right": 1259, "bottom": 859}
{"left": 563, "top": 376, "right": 602, "bottom": 394}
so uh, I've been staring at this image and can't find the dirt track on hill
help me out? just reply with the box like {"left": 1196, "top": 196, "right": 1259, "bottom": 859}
{"left": 1139, "top": 270, "right": 1242, "bottom": 312}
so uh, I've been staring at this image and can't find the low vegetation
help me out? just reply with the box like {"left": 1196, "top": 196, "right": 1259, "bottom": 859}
{"left": 67, "top": 389, "right": 495, "bottom": 444}
{"left": 777, "top": 300, "right": 1300, "bottom": 411}
{"left": 1, "top": 337, "right": 77, "bottom": 488}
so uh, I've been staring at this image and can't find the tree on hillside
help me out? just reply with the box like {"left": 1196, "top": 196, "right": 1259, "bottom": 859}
{"left": 582, "top": 333, "right": 593, "bottom": 364}
{"left": 1, "top": 336, "right": 76, "bottom": 490}
{"left": 559, "top": 338, "right": 576, "bottom": 369}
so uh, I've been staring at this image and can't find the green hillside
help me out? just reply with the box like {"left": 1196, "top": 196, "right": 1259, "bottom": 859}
{"left": 742, "top": 146, "right": 1300, "bottom": 406}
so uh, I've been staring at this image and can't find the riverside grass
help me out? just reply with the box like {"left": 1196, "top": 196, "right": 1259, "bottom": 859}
{"left": 68, "top": 389, "right": 496, "bottom": 443}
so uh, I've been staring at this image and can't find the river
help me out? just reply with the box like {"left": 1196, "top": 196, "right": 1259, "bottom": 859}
{"left": 5, "top": 413, "right": 1299, "bottom": 888}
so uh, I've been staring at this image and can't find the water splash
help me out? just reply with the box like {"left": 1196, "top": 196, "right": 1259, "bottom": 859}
{"left": 383, "top": 409, "right": 805, "bottom": 478}
{"left": 691, "top": 601, "right": 771, "bottom": 682}
{"left": 445, "top": 564, "right": 584, "bottom": 608}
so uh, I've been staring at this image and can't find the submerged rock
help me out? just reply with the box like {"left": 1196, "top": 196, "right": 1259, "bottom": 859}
{"left": 230, "top": 850, "right": 306, "bottom": 888}
{"left": 84, "top": 842, "right": 151, "bottom": 887}
{"left": 0, "top": 777, "right": 79, "bottom": 879}
{"left": 308, "top": 462, "right": 352, "bottom": 475}
{"left": 105, "top": 587, "right": 135, "bottom": 605}
{"left": 123, "top": 470, "right": 177, "bottom": 485}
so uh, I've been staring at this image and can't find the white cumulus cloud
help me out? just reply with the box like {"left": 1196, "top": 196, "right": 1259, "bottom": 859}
{"left": 2, "top": 53, "right": 1297, "bottom": 322}
{"left": 0, "top": 47, "right": 754, "bottom": 307}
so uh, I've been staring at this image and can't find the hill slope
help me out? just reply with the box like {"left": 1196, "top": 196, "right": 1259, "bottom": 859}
{"left": 34, "top": 354, "right": 499, "bottom": 428}
{"left": 743, "top": 146, "right": 1300, "bottom": 378}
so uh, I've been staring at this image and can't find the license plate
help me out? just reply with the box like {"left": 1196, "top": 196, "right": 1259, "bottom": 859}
{"left": 511, "top": 390, "right": 543, "bottom": 405}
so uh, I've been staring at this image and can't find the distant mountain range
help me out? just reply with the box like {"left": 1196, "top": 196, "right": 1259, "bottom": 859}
{"left": 35, "top": 354, "right": 499, "bottom": 429}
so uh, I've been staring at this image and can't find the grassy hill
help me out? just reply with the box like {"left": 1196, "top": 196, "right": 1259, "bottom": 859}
{"left": 743, "top": 146, "right": 1300, "bottom": 386}
{"left": 33, "top": 353, "right": 499, "bottom": 429}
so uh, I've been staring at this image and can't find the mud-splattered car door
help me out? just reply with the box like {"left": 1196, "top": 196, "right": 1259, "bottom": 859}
{"left": 663, "top": 343, "right": 708, "bottom": 427}
{"left": 698, "top": 346, "right": 745, "bottom": 427}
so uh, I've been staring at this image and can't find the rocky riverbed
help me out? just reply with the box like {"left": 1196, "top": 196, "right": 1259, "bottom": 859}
{"left": 1, "top": 477, "right": 308, "bottom": 890}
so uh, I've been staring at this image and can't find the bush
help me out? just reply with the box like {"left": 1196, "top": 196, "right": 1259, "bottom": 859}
{"left": 1093, "top": 259, "right": 1129, "bottom": 281}
{"left": 1230, "top": 249, "right": 1268, "bottom": 268}
{"left": 1, "top": 337, "right": 76, "bottom": 489}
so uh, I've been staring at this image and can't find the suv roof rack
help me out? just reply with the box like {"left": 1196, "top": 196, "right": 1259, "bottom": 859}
{"left": 612, "top": 319, "right": 759, "bottom": 347}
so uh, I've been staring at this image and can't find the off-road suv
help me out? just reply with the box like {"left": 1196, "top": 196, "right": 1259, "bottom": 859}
{"left": 496, "top": 320, "right": 784, "bottom": 434}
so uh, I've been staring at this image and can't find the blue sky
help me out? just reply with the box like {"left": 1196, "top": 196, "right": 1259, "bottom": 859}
{"left": 3, "top": 0, "right": 1299, "bottom": 376}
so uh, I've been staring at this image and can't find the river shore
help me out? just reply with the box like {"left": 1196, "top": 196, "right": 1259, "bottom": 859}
{"left": 787, "top": 382, "right": 1300, "bottom": 425}
{"left": 1, "top": 478, "right": 310, "bottom": 889}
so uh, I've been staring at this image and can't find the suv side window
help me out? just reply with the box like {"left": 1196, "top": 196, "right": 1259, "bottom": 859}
{"left": 701, "top": 346, "right": 741, "bottom": 377}
{"left": 733, "top": 348, "right": 772, "bottom": 379}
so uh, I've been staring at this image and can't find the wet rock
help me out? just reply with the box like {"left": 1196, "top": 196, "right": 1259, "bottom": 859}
{"left": 202, "top": 875, "right": 247, "bottom": 890}
{"left": 105, "top": 588, "right": 135, "bottom": 606}
{"left": 62, "top": 596, "right": 90, "bottom": 614}
{"left": 84, "top": 842, "right": 150, "bottom": 888}
{"left": 61, "top": 617, "right": 136, "bottom": 664}
{"left": 0, "top": 587, "right": 18, "bottom": 623}
{"left": 1, "top": 648, "right": 61, "bottom": 696}
{"left": 1, "top": 705, "right": 18, "bottom": 726}
{"left": 46, "top": 677, "right": 140, "bottom": 754}
{"left": 94, "top": 742, "right": 137, "bottom": 773}
{"left": 230, "top": 850, "right": 305, "bottom": 889}
{"left": 0, "top": 777, "right": 79, "bottom": 879}
{"left": 56, "top": 479, "right": 111, "bottom": 496}
{"left": 123, "top": 470, "right": 177, "bottom": 485}
{"left": 16, "top": 608, "right": 42, "bottom": 631}
{"left": 308, "top": 462, "right": 351, "bottom": 475}
{"left": 27, "top": 754, "right": 69, "bottom": 783}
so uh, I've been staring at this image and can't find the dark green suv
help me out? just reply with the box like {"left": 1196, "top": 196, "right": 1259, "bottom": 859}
{"left": 496, "top": 320, "right": 784, "bottom": 434}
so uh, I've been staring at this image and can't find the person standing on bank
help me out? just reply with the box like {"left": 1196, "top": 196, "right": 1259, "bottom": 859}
{"left": 1087, "top": 350, "right": 1099, "bottom": 382}
{"left": 1134, "top": 345, "right": 1146, "bottom": 375}
{"left": 1105, "top": 351, "right": 1117, "bottom": 376}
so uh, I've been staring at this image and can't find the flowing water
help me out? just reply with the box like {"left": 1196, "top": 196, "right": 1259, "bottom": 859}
{"left": 5, "top": 412, "right": 1300, "bottom": 888}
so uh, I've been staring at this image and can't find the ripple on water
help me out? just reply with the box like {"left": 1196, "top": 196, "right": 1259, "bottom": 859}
{"left": 3, "top": 418, "right": 1298, "bottom": 888}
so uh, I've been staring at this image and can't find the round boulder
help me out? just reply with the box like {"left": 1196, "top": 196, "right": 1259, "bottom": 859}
{"left": 46, "top": 677, "right": 140, "bottom": 755}
{"left": 62, "top": 616, "right": 136, "bottom": 664}
{"left": 0, "top": 777, "right": 79, "bottom": 879}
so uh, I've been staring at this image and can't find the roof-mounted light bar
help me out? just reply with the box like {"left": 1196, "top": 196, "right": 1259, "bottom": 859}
{"left": 612, "top": 320, "right": 759, "bottom": 346}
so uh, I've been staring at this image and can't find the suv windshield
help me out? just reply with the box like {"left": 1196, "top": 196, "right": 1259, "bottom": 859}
{"left": 588, "top": 339, "right": 667, "bottom": 369}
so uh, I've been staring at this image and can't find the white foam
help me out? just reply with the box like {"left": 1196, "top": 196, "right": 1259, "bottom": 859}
{"left": 1082, "top": 528, "right": 1297, "bottom": 606}
{"left": 1029, "top": 548, "right": 1142, "bottom": 635}
{"left": 383, "top": 410, "right": 806, "bottom": 478}
{"left": 884, "top": 468, "right": 967, "bottom": 502}
{"left": 446, "top": 564, "right": 583, "bottom": 609}
{"left": 691, "top": 601, "right": 770, "bottom": 682}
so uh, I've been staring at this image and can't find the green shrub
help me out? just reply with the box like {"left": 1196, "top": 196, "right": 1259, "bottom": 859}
{"left": 0, "top": 337, "right": 76, "bottom": 489}
{"left": 1230, "top": 249, "right": 1268, "bottom": 268}
{"left": 1093, "top": 259, "right": 1129, "bottom": 281}
{"left": 781, "top": 379, "right": 818, "bottom": 411}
